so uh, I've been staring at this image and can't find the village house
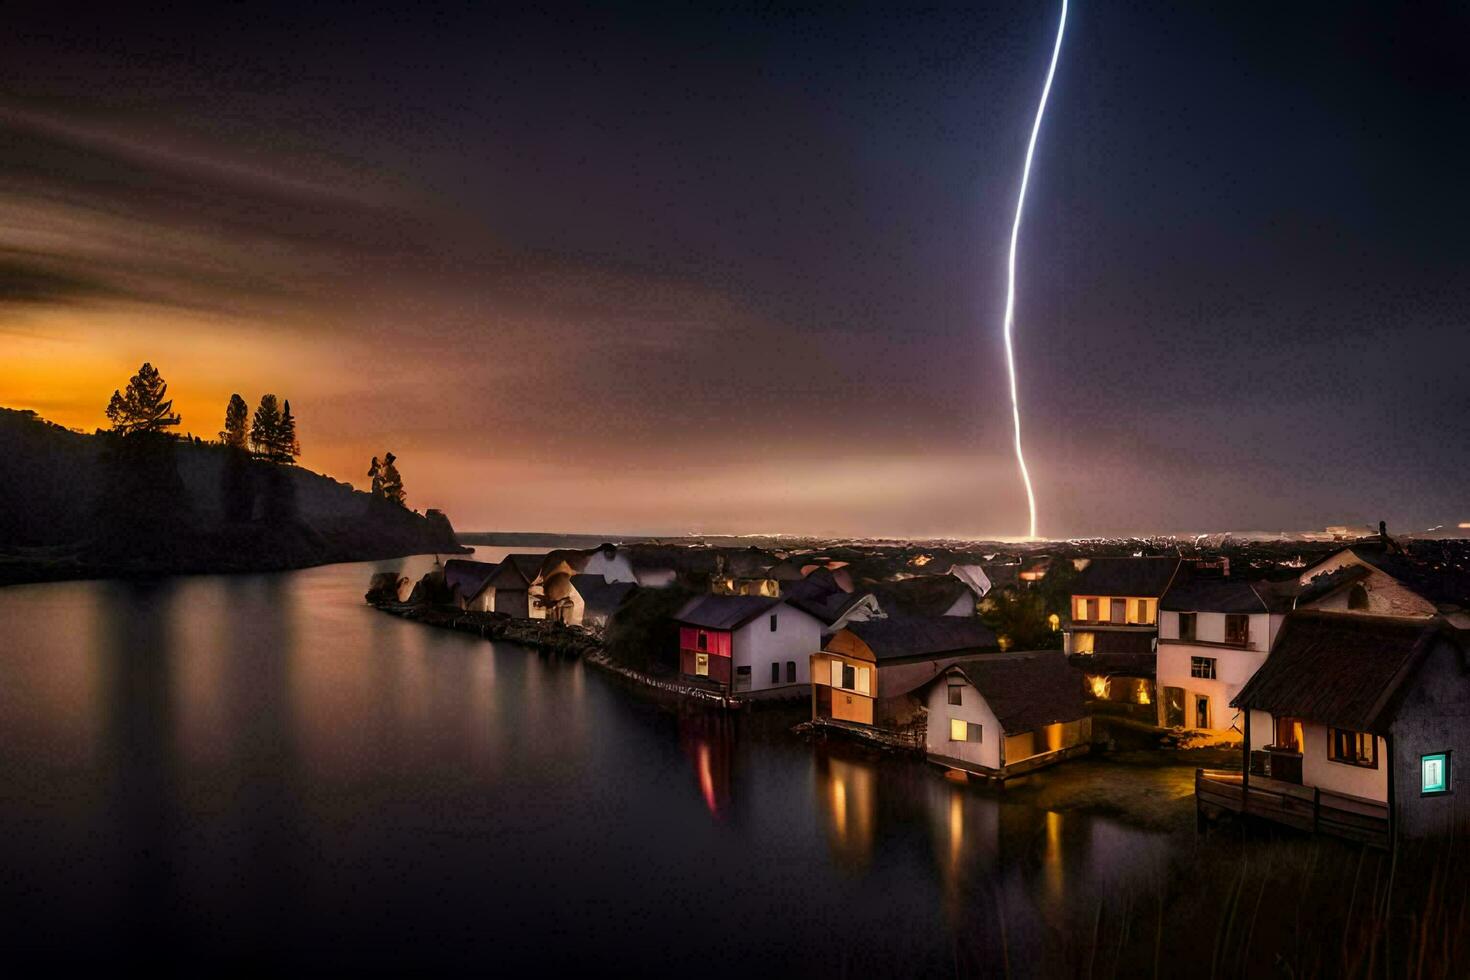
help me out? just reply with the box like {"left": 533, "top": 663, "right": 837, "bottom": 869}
{"left": 1294, "top": 539, "right": 1470, "bottom": 627}
{"left": 443, "top": 558, "right": 499, "bottom": 610}
{"left": 1064, "top": 556, "right": 1182, "bottom": 709}
{"left": 1197, "top": 611, "right": 1470, "bottom": 845}
{"left": 921, "top": 650, "right": 1091, "bottom": 780}
{"left": 812, "top": 617, "right": 998, "bottom": 735}
{"left": 468, "top": 553, "right": 544, "bottom": 618}
{"left": 673, "top": 595, "right": 824, "bottom": 696}
{"left": 1155, "top": 576, "right": 1295, "bottom": 733}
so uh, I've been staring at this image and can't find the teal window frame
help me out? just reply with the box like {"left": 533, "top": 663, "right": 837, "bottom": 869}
{"left": 1421, "top": 752, "right": 1451, "bottom": 796}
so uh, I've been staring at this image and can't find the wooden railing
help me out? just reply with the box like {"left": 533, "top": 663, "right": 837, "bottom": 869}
{"left": 1196, "top": 769, "right": 1389, "bottom": 849}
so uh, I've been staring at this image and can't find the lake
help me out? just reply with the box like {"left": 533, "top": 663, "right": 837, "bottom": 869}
{"left": 0, "top": 549, "right": 1414, "bottom": 975}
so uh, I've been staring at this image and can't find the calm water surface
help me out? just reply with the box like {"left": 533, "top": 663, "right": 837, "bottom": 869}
{"left": 0, "top": 550, "right": 1178, "bottom": 974}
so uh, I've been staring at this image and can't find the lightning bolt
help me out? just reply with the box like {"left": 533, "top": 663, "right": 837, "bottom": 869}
{"left": 1002, "top": 0, "right": 1067, "bottom": 540}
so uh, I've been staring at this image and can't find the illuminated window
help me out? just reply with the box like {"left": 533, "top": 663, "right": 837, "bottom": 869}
{"left": 1422, "top": 753, "right": 1450, "bottom": 795}
{"left": 695, "top": 653, "right": 709, "bottom": 676}
{"left": 948, "top": 685, "right": 963, "bottom": 706}
{"left": 856, "top": 667, "right": 870, "bottom": 696}
{"left": 1048, "top": 613, "right": 1060, "bottom": 632}
{"left": 1328, "top": 728, "right": 1377, "bottom": 768}
{"left": 950, "top": 719, "right": 981, "bottom": 743}
{"left": 1072, "top": 632, "right": 1095, "bottom": 655}
{"left": 830, "top": 660, "right": 844, "bottom": 688}
{"left": 1133, "top": 599, "right": 1149, "bottom": 623}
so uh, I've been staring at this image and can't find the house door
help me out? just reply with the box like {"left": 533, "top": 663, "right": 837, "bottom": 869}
{"left": 1194, "top": 695, "right": 1210, "bottom": 729}
{"left": 1163, "top": 687, "right": 1185, "bottom": 728}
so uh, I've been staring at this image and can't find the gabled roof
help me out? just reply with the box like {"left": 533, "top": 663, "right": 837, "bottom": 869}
{"left": 673, "top": 595, "right": 786, "bottom": 631}
{"left": 444, "top": 559, "right": 499, "bottom": 598}
{"left": 1300, "top": 544, "right": 1470, "bottom": 611}
{"left": 1071, "top": 557, "right": 1181, "bottom": 599}
{"left": 947, "top": 651, "right": 1087, "bottom": 734}
{"left": 839, "top": 616, "right": 998, "bottom": 662}
{"left": 486, "top": 553, "right": 543, "bottom": 589}
{"left": 1231, "top": 611, "right": 1454, "bottom": 733}
{"left": 538, "top": 548, "right": 592, "bottom": 578}
{"left": 1161, "top": 577, "right": 1297, "bottom": 614}
{"left": 788, "top": 589, "right": 875, "bottom": 626}
{"left": 569, "top": 574, "right": 637, "bottom": 618}
{"left": 867, "top": 576, "right": 976, "bottom": 617}
{"left": 1294, "top": 563, "right": 1371, "bottom": 606}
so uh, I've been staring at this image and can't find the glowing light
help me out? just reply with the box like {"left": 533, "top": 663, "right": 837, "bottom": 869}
{"left": 1000, "top": 0, "right": 1068, "bottom": 540}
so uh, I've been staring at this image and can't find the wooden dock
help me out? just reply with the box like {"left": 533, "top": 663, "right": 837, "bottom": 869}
{"left": 1196, "top": 768, "right": 1390, "bottom": 849}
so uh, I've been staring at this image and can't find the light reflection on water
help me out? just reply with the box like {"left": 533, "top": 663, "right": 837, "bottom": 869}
{"left": 0, "top": 549, "right": 1176, "bottom": 974}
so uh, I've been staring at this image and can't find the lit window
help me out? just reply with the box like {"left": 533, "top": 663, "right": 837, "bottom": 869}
{"left": 830, "top": 660, "right": 844, "bottom": 688}
{"left": 948, "top": 685, "right": 963, "bottom": 706}
{"left": 1072, "top": 632, "right": 1095, "bottom": 655}
{"left": 1190, "top": 656, "right": 1216, "bottom": 679}
{"left": 695, "top": 653, "right": 709, "bottom": 676}
{"left": 950, "top": 718, "right": 967, "bottom": 742}
{"left": 1422, "top": 753, "right": 1450, "bottom": 795}
{"left": 1048, "top": 613, "right": 1060, "bottom": 631}
{"left": 1328, "top": 728, "right": 1377, "bottom": 768}
{"left": 856, "top": 667, "right": 870, "bottom": 696}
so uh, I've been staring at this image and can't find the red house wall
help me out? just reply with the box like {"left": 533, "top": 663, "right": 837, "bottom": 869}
{"left": 679, "top": 627, "right": 732, "bottom": 685}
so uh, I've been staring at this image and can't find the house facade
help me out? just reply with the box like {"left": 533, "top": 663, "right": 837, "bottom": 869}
{"left": 1197, "top": 611, "right": 1470, "bottom": 845}
{"left": 1155, "top": 578, "right": 1292, "bottom": 733}
{"left": 1064, "top": 556, "right": 1182, "bottom": 711}
{"left": 921, "top": 651, "right": 1091, "bottom": 779}
{"left": 674, "top": 596, "right": 823, "bottom": 695}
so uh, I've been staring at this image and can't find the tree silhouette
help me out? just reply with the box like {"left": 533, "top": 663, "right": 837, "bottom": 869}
{"left": 278, "top": 399, "right": 301, "bottom": 463}
{"left": 250, "top": 394, "right": 282, "bottom": 458}
{"left": 380, "top": 451, "right": 406, "bottom": 506}
{"left": 368, "top": 456, "right": 384, "bottom": 496}
{"left": 220, "top": 394, "right": 249, "bottom": 449}
{"left": 105, "top": 362, "right": 181, "bottom": 436}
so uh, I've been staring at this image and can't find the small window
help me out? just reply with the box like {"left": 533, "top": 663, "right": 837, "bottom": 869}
{"left": 1328, "top": 727, "right": 1377, "bottom": 768}
{"left": 1422, "top": 753, "right": 1450, "bottom": 795}
{"left": 771, "top": 662, "right": 780, "bottom": 684}
{"left": 1110, "top": 598, "right": 1126, "bottom": 624}
{"left": 948, "top": 685, "right": 964, "bottom": 706}
{"left": 1190, "top": 656, "right": 1216, "bottom": 679}
{"left": 695, "top": 653, "right": 709, "bottom": 676}
{"left": 949, "top": 719, "right": 982, "bottom": 743}
{"left": 1348, "top": 584, "right": 1369, "bottom": 610}
{"left": 1134, "top": 599, "right": 1149, "bottom": 623}
{"left": 769, "top": 614, "right": 778, "bottom": 632}
{"left": 1178, "top": 613, "right": 1197, "bottom": 642}
{"left": 830, "top": 660, "right": 844, "bottom": 688}
{"left": 1072, "top": 632, "right": 1095, "bottom": 655}
{"left": 786, "top": 661, "right": 796, "bottom": 683}
{"left": 842, "top": 663, "right": 856, "bottom": 690}
{"left": 1224, "top": 614, "right": 1249, "bottom": 646}
{"left": 697, "top": 631, "right": 708, "bottom": 651}
{"left": 856, "top": 667, "right": 870, "bottom": 696}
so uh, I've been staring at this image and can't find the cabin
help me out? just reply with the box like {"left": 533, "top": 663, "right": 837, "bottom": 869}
{"left": 470, "top": 553, "right": 543, "bottom": 618}
{"left": 1155, "top": 577, "right": 1295, "bottom": 733}
{"left": 1197, "top": 612, "right": 1470, "bottom": 845}
{"left": 673, "top": 596, "right": 824, "bottom": 696}
{"left": 1064, "top": 556, "right": 1182, "bottom": 710}
{"left": 921, "top": 651, "right": 1091, "bottom": 779}
{"left": 443, "top": 559, "right": 499, "bottom": 610}
{"left": 812, "top": 617, "right": 999, "bottom": 735}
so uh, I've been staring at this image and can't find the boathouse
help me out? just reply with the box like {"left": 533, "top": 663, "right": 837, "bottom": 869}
{"left": 1197, "top": 611, "right": 1470, "bottom": 845}
{"left": 673, "top": 595, "right": 824, "bottom": 695}
{"left": 920, "top": 651, "right": 1090, "bottom": 779}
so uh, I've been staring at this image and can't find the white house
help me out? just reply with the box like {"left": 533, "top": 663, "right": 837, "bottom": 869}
{"left": 1294, "top": 543, "right": 1464, "bottom": 625}
{"left": 673, "top": 595, "right": 824, "bottom": 695}
{"left": 921, "top": 651, "right": 1090, "bottom": 779}
{"left": 581, "top": 544, "right": 638, "bottom": 584}
{"left": 1156, "top": 577, "right": 1294, "bottom": 734}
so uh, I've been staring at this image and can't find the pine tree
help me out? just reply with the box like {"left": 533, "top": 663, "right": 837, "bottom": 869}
{"left": 277, "top": 399, "right": 301, "bottom": 463}
{"left": 250, "top": 394, "right": 283, "bottom": 459}
{"left": 105, "top": 362, "right": 181, "bottom": 436}
{"left": 220, "top": 393, "right": 249, "bottom": 449}
{"left": 380, "top": 451, "right": 406, "bottom": 506}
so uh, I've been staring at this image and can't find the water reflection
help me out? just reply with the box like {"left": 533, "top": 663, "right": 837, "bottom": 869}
{"left": 677, "top": 709, "right": 734, "bottom": 818}
{"left": 815, "top": 752, "right": 877, "bottom": 871}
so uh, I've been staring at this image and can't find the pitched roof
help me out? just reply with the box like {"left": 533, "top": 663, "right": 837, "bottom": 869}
{"left": 867, "top": 576, "right": 976, "bottom": 617}
{"left": 538, "top": 548, "right": 592, "bottom": 578}
{"left": 788, "top": 589, "right": 874, "bottom": 626}
{"left": 569, "top": 574, "right": 636, "bottom": 618}
{"left": 1294, "top": 563, "right": 1371, "bottom": 606}
{"left": 444, "top": 559, "right": 499, "bottom": 598}
{"left": 949, "top": 651, "right": 1088, "bottom": 733}
{"left": 1301, "top": 544, "right": 1470, "bottom": 611}
{"left": 1231, "top": 611, "right": 1452, "bottom": 733}
{"left": 1071, "top": 557, "right": 1181, "bottom": 598}
{"left": 673, "top": 595, "right": 785, "bottom": 630}
{"left": 840, "top": 616, "right": 998, "bottom": 662}
{"left": 1161, "top": 577, "right": 1297, "bottom": 614}
{"left": 486, "top": 553, "right": 543, "bottom": 588}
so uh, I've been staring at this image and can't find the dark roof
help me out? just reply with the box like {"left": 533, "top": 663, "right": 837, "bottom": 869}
{"left": 789, "top": 590, "right": 874, "bottom": 626}
{"left": 570, "top": 574, "right": 636, "bottom": 618}
{"left": 841, "top": 616, "right": 999, "bottom": 662}
{"left": 1071, "top": 557, "right": 1181, "bottom": 599}
{"left": 867, "top": 576, "right": 976, "bottom": 617}
{"left": 980, "top": 563, "right": 1021, "bottom": 590}
{"left": 486, "top": 553, "right": 543, "bottom": 589}
{"left": 1231, "top": 611, "right": 1452, "bottom": 733}
{"left": 949, "top": 651, "right": 1087, "bottom": 733}
{"left": 1161, "top": 577, "right": 1297, "bottom": 614}
{"left": 538, "top": 549, "right": 592, "bottom": 578}
{"left": 673, "top": 595, "right": 785, "bottom": 630}
{"left": 1300, "top": 545, "right": 1470, "bottom": 611}
{"left": 1294, "top": 564, "right": 1371, "bottom": 606}
{"left": 444, "top": 559, "right": 498, "bottom": 598}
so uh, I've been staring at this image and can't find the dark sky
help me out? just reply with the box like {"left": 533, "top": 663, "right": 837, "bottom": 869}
{"left": 2, "top": 1, "right": 1467, "bottom": 537}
